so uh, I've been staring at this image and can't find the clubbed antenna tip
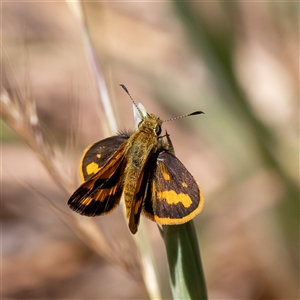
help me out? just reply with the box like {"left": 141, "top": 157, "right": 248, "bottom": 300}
{"left": 188, "top": 111, "right": 204, "bottom": 116}
{"left": 119, "top": 84, "right": 129, "bottom": 95}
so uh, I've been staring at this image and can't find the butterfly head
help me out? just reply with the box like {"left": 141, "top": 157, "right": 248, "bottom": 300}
{"left": 138, "top": 113, "right": 162, "bottom": 136}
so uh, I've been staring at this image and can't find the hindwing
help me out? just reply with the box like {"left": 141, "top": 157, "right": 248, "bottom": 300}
{"left": 143, "top": 150, "right": 204, "bottom": 224}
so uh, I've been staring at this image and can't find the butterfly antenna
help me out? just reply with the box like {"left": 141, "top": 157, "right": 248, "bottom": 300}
{"left": 163, "top": 110, "right": 204, "bottom": 123}
{"left": 120, "top": 84, "right": 143, "bottom": 116}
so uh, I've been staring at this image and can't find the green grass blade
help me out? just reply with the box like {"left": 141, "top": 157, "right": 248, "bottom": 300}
{"left": 162, "top": 222, "right": 207, "bottom": 300}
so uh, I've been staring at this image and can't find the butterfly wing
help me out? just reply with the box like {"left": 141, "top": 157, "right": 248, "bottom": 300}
{"left": 80, "top": 134, "right": 129, "bottom": 182}
{"left": 143, "top": 150, "right": 204, "bottom": 224}
{"left": 128, "top": 154, "right": 158, "bottom": 234}
{"left": 68, "top": 135, "right": 129, "bottom": 216}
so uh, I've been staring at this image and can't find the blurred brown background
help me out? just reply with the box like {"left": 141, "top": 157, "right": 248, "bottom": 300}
{"left": 2, "top": 2, "right": 299, "bottom": 299}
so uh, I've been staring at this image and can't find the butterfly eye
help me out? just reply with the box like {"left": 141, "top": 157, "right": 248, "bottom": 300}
{"left": 155, "top": 125, "right": 162, "bottom": 136}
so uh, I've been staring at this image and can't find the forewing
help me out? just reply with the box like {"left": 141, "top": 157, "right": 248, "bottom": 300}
{"left": 68, "top": 139, "right": 128, "bottom": 216}
{"left": 146, "top": 150, "right": 204, "bottom": 224}
{"left": 128, "top": 154, "right": 157, "bottom": 234}
{"left": 80, "top": 134, "right": 129, "bottom": 182}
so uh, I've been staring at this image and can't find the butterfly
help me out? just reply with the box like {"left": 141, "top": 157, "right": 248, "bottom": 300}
{"left": 68, "top": 85, "right": 204, "bottom": 234}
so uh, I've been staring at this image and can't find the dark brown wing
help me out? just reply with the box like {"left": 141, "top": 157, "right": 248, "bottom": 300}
{"left": 80, "top": 134, "right": 129, "bottom": 182}
{"left": 128, "top": 153, "right": 158, "bottom": 234}
{"left": 143, "top": 150, "right": 204, "bottom": 224}
{"left": 68, "top": 136, "right": 129, "bottom": 216}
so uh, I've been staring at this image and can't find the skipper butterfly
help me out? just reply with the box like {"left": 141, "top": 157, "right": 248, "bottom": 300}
{"left": 68, "top": 85, "right": 204, "bottom": 234}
